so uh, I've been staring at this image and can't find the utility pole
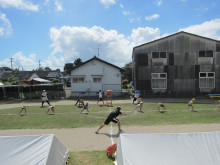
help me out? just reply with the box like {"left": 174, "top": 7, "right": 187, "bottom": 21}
{"left": 39, "top": 60, "right": 41, "bottom": 69}
{"left": 10, "top": 57, "right": 14, "bottom": 70}
{"left": 97, "top": 45, "right": 100, "bottom": 58}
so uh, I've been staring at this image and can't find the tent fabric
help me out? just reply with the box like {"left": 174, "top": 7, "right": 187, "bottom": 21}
{"left": 0, "top": 134, "right": 69, "bottom": 165}
{"left": 116, "top": 132, "right": 220, "bottom": 165}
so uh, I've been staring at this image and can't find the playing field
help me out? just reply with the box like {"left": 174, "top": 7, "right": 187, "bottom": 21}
{"left": 0, "top": 98, "right": 220, "bottom": 164}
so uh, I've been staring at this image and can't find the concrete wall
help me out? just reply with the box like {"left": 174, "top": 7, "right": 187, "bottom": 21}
{"left": 132, "top": 32, "right": 220, "bottom": 96}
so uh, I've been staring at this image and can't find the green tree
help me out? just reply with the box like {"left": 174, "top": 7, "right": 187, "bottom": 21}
{"left": 0, "top": 67, "right": 12, "bottom": 71}
{"left": 74, "top": 58, "right": 83, "bottom": 66}
{"left": 122, "top": 62, "right": 132, "bottom": 82}
{"left": 64, "top": 63, "right": 74, "bottom": 75}
{"left": 52, "top": 78, "right": 60, "bottom": 83}
{"left": 7, "top": 75, "right": 19, "bottom": 85}
{"left": 44, "top": 67, "right": 52, "bottom": 71}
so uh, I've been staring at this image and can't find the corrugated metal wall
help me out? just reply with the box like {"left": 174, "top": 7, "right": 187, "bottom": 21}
{"left": 133, "top": 32, "right": 220, "bottom": 96}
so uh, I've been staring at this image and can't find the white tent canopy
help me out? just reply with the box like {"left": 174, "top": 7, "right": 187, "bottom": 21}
{"left": 0, "top": 134, "right": 69, "bottom": 165}
{"left": 116, "top": 132, "right": 220, "bottom": 165}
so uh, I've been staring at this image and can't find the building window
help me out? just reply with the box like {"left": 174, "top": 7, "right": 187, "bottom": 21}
{"left": 72, "top": 77, "right": 85, "bottom": 83}
{"left": 151, "top": 73, "right": 167, "bottom": 89}
{"left": 93, "top": 77, "right": 102, "bottom": 83}
{"left": 152, "top": 51, "right": 167, "bottom": 59}
{"left": 199, "top": 50, "right": 213, "bottom": 57}
{"left": 199, "top": 72, "right": 215, "bottom": 88}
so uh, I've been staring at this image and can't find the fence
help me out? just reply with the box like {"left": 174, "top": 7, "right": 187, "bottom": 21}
{"left": 0, "top": 84, "right": 66, "bottom": 100}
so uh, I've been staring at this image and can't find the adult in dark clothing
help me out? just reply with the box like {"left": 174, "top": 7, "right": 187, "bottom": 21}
{"left": 95, "top": 106, "right": 129, "bottom": 134}
{"left": 75, "top": 92, "right": 84, "bottom": 106}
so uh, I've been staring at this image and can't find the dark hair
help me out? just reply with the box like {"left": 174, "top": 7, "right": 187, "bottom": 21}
{"left": 117, "top": 106, "right": 121, "bottom": 111}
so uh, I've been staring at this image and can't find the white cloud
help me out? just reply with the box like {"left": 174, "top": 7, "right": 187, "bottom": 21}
{"left": 0, "top": 52, "right": 37, "bottom": 70}
{"left": 129, "top": 17, "right": 141, "bottom": 23}
{"left": 179, "top": 18, "right": 220, "bottom": 40}
{"left": 1, "top": 26, "right": 162, "bottom": 70}
{"left": 100, "top": 0, "right": 116, "bottom": 7}
{"left": 49, "top": 26, "right": 134, "bottom": 67}
{"left": 44, "top": 0, "right": 50, "bottom": 6}
{"left": 145, "top": 14, "right": 160, "bottom": 21}
{"left": 155, "top": 0, "right": 162, "bottom": 6}
{"left": 54, "top": 0, "right": 62, "bottom": 12}
{"left": 122, "top": 11, "right": 131, "bottom": 16}
{"left": 48, "top": 25, "right": 161, "bottom": 69}
{"left": 119, "top": 3, "right": 124, "bottom": 8}
{"left": 0, "top": 0, "right": 39, "bottom": 11}
{"left": 0, "top": 13, "right": 12, "bottom": 37}
{"left": 130, "top": 27, "right": 161, "bottom": 46}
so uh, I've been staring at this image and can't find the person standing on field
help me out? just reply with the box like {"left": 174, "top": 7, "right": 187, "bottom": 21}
{"left": 41, "top": 90, "right": 51, "bottom": 107}
{"left": 97, "top": 90, "right": 104, "bottom": 105}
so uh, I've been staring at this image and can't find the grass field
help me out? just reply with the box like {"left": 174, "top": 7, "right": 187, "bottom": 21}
{"left": 0, "top": 101, "right": 220, "bottom": 164}
{"left": 0, "top": 102, "right": 220, "bottom": 130}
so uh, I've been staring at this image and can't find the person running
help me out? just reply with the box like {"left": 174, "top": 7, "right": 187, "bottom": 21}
{"left": 95, "top": 106, "right": 129, "bottom": 134}
{"left": 133, "top": 90, "right": 140, "bottom": 104}
{"left": 41, "top": 90, "right": 51, "bottom": 107}
{"left": 46, "top": 105, "right": 55, "bottom": 115}
{"left": 157, "top": 102, "right": 167, "bottom": 112}
{"left": 80, "top": 102, "right": 89, "bottom": 114}
{"left": 19, "top": 105, "right": 29, "bottom": 116}
{"left": 186, "top": 98, "right": 196, "bottom": 112}
{"left": 97, "top": 90, "right": 104, "bottom": 105}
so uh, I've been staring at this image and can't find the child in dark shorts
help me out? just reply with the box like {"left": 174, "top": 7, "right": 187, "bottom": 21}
{"left": 95, "top": 106, "right": 129, "bottom": 134}
{"left": 80, "top": 102, "right": 89, "bottom": 114}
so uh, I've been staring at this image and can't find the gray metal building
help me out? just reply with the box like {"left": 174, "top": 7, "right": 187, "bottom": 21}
{"left": 132, "top": 31, "right": 220, "bottom": 96}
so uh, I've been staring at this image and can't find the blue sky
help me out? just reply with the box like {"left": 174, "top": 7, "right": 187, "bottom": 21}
{"left": 0, "top": 0, "right": 220, "bottom": 71}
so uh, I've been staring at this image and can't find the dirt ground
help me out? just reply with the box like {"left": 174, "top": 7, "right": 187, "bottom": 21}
{"left": 1, "top": 98, "right": 220, "bottom": 152}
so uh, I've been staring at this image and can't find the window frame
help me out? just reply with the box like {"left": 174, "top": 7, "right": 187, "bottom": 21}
{"left": 198, "top": 50, "right": 214, "bottom": 58}
{"left": 199, "top": 72, "right": 215, "bottom": 89}
{"left": 72, "top": 76, "right": 85, "bottom": 83}
{"left": 152, "top": 51, "right": 167, "bottom": 59}
{"left": 151, "top": 73, "right": 167, "bottom": 89}
{"left": 93, "top": 77, "right": 102, "bottom": 83}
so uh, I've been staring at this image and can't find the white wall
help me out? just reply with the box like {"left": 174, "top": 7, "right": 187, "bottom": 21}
{"left": 71, "top": 59, "right": 122, "bottom": 96}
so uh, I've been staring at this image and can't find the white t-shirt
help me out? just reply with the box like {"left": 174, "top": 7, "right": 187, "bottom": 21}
{"left": 42, "top": 92, "right": 48, "bottom": 101}
{"left": 99, "top": 91, "right": 103, "bottom": 98}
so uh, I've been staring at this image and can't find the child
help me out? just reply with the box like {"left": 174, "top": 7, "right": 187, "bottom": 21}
{"left": 19, "top": 105, "right": 29, "bottom": 116}
{"left": 46, "top": 105, "right": 55, "bottom": 115}
{"left": 133, "top": 90, "right": 140, "bottom": 104}
{"left": 186, "top": 98, "right": 196, "bottom": 112}
{"left": 97, "top": 90, "right": 104, "bottom": 105}
{"left": 157, "top": 102, "right": 166, "bottom": 112}
{"left": 134, "top": 101, "right": 143, "bottom": 112}
{"left": 81, "top": 102, "right": 89, "bottom": 114}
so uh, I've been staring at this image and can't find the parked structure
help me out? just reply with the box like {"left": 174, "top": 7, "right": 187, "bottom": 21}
{"left": 70, "top": 56, "right": 124, "bottom": 96}
{"left": 132, "top": 31, "right": 220, "bottom": 96}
